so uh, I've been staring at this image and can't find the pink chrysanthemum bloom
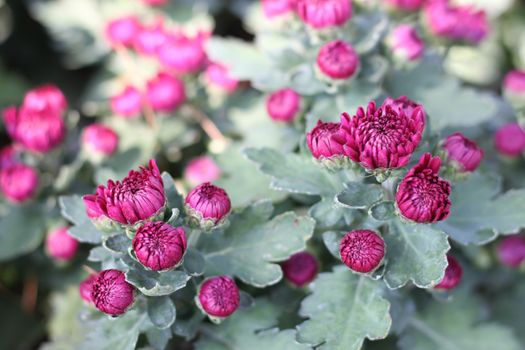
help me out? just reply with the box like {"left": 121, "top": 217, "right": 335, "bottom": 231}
{"left": 185, "top": 182, "right": 231, "bottom": 228}
{"left": 158, "top": 33, "right": 207, "bottom": 74}
{"left": 146, "top": 72, "right": 186, "bottom": 113}
{"left": 105, "top": 16, "right": 142, "bottom": 48}
{"left": 197, "top": 276, "right": 240, "bottom": 318}
{"left": 396, "top": 153, "right": 451, "bottom": 223}
{"left": 132, "top": 221, "right": 187, "bottom": 271}
{"left": 79, "top": 273, "right": 98, "bottom": 303}
{"left": 337, "top": 100, "right": 425, "bottom": 170}
{"left": 282, "top": 251, "right": 319, "bottom": 287}
{"left": 184, "top": 156, "right": 221, "bottom": 187}
{"left": 23, "top": 85, "right": 67, "bottom": 114}
{"left": 82, "top": 123, "right": 119, "bottom": 157}
{"left": 385, "top": 0, "right": 424, "bottom": 11}
{"left": 340, "top": 229, "right": 385, "bottom": 273}
{"left": 205, "top": 63, "right": 239, "bottom": 93}
{"left": 316, "top": 40, "right": 359, "bottom": 81}
{"left": 92, "top": 269, "right": 135, "bottom": 316}
{"left": 262, "top": 0, "right": 294, "bottom": 18}
{"left": 494, "top": 123, "right": 525, "bottom": 157}
{"left": 435, "top": 255, "right": 462, "bottom": 290}
{"left": 0, "top": 164, "right": 38, "bottom": 203}
{"left": 134, "top": 20, "right": 168, "bottom": 56}
{"left": 442, "top": 132, "right": 483, "bottom": 172}
{"left": 306, "top": 120, "right": 345, "bottom": 161}
{"left": 496, "top": 235, "right": 525, "bottom": 268}
{"left": 389, "top": 24, "right": 425, "bottom": 61}
{"left": 266, "top": 88, "right": 301, "bottom": 122}
{"left": 45, "top": 227, "right": 79, "bottom": 262}
{"left": 295, "top": 0, "right": 352, "bottom": 29}
{"left": 83, "top": 160, "right": 166, "bottom": 225}
{"left": 110, "top": 86, "right": 143, "bottom": 118}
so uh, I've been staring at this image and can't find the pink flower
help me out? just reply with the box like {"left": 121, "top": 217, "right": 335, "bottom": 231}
{"left": 23, "top": 85, "right": 67, "bottom": 114}
{"left": 317, "top": 40, "right": 359, "bottom": 80}
{"left": 82, "top": 123, "right": 119, "bottom": 157}
{"left": 83, "top": 160, "right": 166, "bottom": 225}
{"left": 132, "top": 221, "right": 187, "bottom": 271}
{"left": 266, "top": 88, "right": 301, "bottom": 122}
{"left": 496, "top": 235, "right": 525, "bottom": 268}
{"left": 205, "top": 63, "right": 239, "bottom": 93}
{"left": 185, "top": 182, "right": 231, "bottom": 227}
{"left": 45, "top": 227, "right": 79, "bottom": 262}
{"left": 424, "top": 1, "right": 489, "bottom": 44}
{"left": 134, "top": 21, "right": 168, "bottom": 56}
{"left": 385, "top": 0, "right": 425, "bottom": 11}
{"left": 296, "top": 0, "right": 352, "bottom": 29}
{"left": 0, "top": 164, "right": 38, "bottom": 203}
{"left": 306, "top": 120, "right": 345, "bottom": 159}
{"left": 110, "top": 86, "right": 143, "bottom": 118}
{"left": 389, "top": 25, "right": 425, "bottom": 61}
{"left": 339, "top": 229, "right": 385, "bottom": 273}
{"left": 184, "top": 156, "right": 221, "bottom": 187}
{"left": 435, "top": 255, "right": 462, "bottom": 290}
{"left": 396, "top": 153, "right": 451, "bottom": 223}
{"left": 338, "top": 100, "right": 425, "bottom": 170}
{"left": 92, "top": 269, "right": 135, "bottom": 316}
{"left": 494, "top": 123, "right": 525, "bottom": 157}
{"left": 146, "top": 72, "right": 186, "bottom": 113}
{"left": 105, "top": 16, "right": 142, "bottom": 48}
{"left": 0, "top": 145, "right": 17, "bottom": 169}
{"left": 442, "top": 132, "right": 483, "bottom": 172}
{"left": 197, "top": 276, "right": 240, "bottom": 318}
{"left": 281, "top": 251, "right": 318, "bottom": 287}
{"left": 142, "top": 0, "right": 167, "bottom": 5}
{"left": 382, "top": 96, "right": 424, "bottom": 120}
{"left": 158, "top": 33, "right": 207, "bottom": 74}
{"left": 262, "top": 0, "right": 294, "bottom": 18}
{"left": 79, "top": 273, "right": 98, "bottom": 303}
{"left": 503, "top": 70, "right": 525, "bottom": 94}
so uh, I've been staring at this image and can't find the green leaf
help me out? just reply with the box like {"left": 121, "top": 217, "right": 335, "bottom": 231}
{"left": 309, "top": 199, "right": 349, "bottom": 229}
{"left": 0, "top": 205, "right": 45, "bottom": 261}
{"left": 200, "top": 201, "right": 315, "bottom": 287}
{"left": 399, "top": 294, "right": 521, "bottom": 350}
{"left": 183, "top": 248, "right": 205, "bottom": 276}
{"left": 161, "top": 172, "right": 184, "bottom": 213}
{"left": 369, "top": 201, "right": 396, "bottom": 221}
{"left": 384, "top": 220, "right": 449, "bottom": 289}
{"left": 335, "top": 182, "right": 383, "bottom": 209}
{"left": 103, "top": 234, "right": 131, "bottom": 254}
{"left": 492, "top": 280, "right": 525, "bottom": 344}
{"left": 59, "top": 195, "right": 102, "bottom": 244}
{"left": 322, "top": 231, "right": 343, "bottom": 259}
{"left": 195, "top": 299, "right": 309, "bottom": 350}
{"left": 147, "top": 296, "right": 176, "bottom": 330}
{"left": 297, "top": 266, "right": 391, "bottom": 349}
{"left": 145, "top": 327, "right": 172, "bottom": 350}
{"left": 437, "top": 173, "right": 525, "bottom": 245}
{"left": 245, "top": 148, "right": 341, "bottom": 197}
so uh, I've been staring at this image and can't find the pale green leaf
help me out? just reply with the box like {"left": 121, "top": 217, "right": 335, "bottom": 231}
{"left": 0, "top": 205, "right": 45, "bottom": 261}
{"left": 59, "top": 195, "right": 103, "bottom": 244}
{"left": 147, "top": 296, "right": 176, "bottom": 330}
{"left": 335, "top": 182, "right": 384, "bottom": 209}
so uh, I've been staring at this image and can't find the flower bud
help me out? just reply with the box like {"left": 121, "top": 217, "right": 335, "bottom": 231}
{"left": 396, "top": 153, "right": 451, "bottom": 223}
{"left": 45, "top": 227, "right": 79, "bottom": 262}
{"left": 496, "top": 235, "right": 525, "bottom": 268}
{"left": 79, "top": 273, "right": 98, "bottom": 303}
{"left": 105, "top": 16, "right": 141, "bottom": 48}
{"left": 442, "top": 132, "right": 483, "bottom": 172}
{"left": 340, "top": 229, "right": 385, "bottom": 273}
{"left": 435, "top": 255, "right": 462, "bottom": 290}
{"left": 205, "top": 63, "right": 239, "bottom": 93}
{"left": 110, "top": 86, "right": 143, "bottom": 118}
{"left": 494, "top": 123, "right": 525, "bottom": 157}
{"left": 146, "top": 72, "right": 186, "bottom": 113}
{"left": 82, "top": 123, "right": 119, "bottom": 158}
{"left": 23, "top": 85, "right": 67, "bottom": 114}
{"left": 385, "top": 0, "right": 424, "bottom": 11}
{"left": 262, "top": 0, "right": 294, "bottom": 18}
{"left": 185, "top": 182, "right": 231, "bottom": 229}
{"left": 296, "top": 0, "right": 352, "bottom": 29}
{"left": 388, "top": 25, "right": 425, "bottom": 61}
{"left": 282, "top": 251, "right": 318, "bottom": 287}
{"left": 306, "top": 120, "right": 346, "bottom": 167}
{"left": 338, "top": 100, "right": 425, "bottom": 170}
{"left": 316, "top": 40, "right": 359, "bottom": 81}
{"left": 132, "top": 221, "right": 187, "bottom": 271}
{"left": 266, "top": 88, "right": 301, "bottom": 122}
{"left": 158, "top": 33, "right": 206, "bottom": 74}
{"left": 196, "top": 276, "right": 240, "bottom": 318}
{"left": 92, "top": 269, "right": 135, "bottom": 316}
{"left": 184, "top": 156, "right": 221, "bottom": 187}
{"left": 83, "top": 159, "right": 166, "bottom": 225}
{"left": 134, "top": 21, "right": 168, "bottom": 56}
{"left": 503, "top": 70, "right": 525, "bottom": 108}
{"left": 0, "top": 164, "right": 38, "bottom": 203}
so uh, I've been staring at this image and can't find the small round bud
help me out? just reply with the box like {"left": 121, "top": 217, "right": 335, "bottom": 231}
{"left": 316, "top": 40, "right": 359, "bottom": 81}
{"left": 146, "top": 72, "right": 186, "bottom": 113}
{"left": 0, "top": 164, "right": 38, "bottom": 203}
{"left": 184, "top": 156, "right": 221, "bottom": 187}
{"left": 503, "top": 70, "right": 525, "bottom": 109}
{"left": 92, "top": 269, "right": 135, "bottom": 316}
{"left": 494, "top": 123, "right": 525, "bottom": 157}
{"left": 388, "top": 24, "right": 424, "bottom": 61}
{"left": 266, "top": 88, "right": 301, "bottom": 122}
{"left": 158, "top": 33, "right": 207, "bottom": 74}
{"left": 110, "top": 86, "right": 143, "bottom": 118}
{"left": 296, "top": 0, "right": 352, "bottom": 29}
{"left": 105, "top": 16, "right": 141, "bottom": 48}
{"left": 79, "top": 273, "right": 98, "bottom": 303}
{"left": 496, "top": 235, "right": 525, "bottom": 268}
{"left": 197, "top": 276, "right": 240, "bottom": 318}
{"left": 82, "top": 123, "right": 119, "bottom": 158}
{"left": 132, "top": 221, "right": 187, "bottom": 271}
{"left": 45, "top": 227, "right": 79, "bottom": 262}
{"left": 442, "top": 132, "right": 483, "bottom": 172}
{"left": 282, "top": 252, "right": 318, "bottom": 287}
{"left": 23, "top": 85, "right": 67, "bottom": 114}
{"left": 340, "top": 229, "right": 385, "bottom": 273}
{"left": 435, "top": 255, "right": 462, "bottom": 290}
{"left": 185, "top": 182, "right": 231, "bottom": 228}
{"left": 205, "top": 63, "right": 239, "bottom": 93}
{"left": 306, "top": 120, "right": 346, "bottom": 168}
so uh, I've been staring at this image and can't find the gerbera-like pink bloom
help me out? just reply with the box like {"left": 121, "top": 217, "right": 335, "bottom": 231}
{"left": 146, "top": 72, "right": 186, "bottom": 113}
{"left": 45, "top": 226, "right": 79, "bottom": 262}
{"left": 494, "top": 123, "right": 525, "bottom": 157}
{"left": 295, "top": 0, "right": 352, "bottom": 29}
{"left": 442, "top": 132, "right": 483, "bottom": 172}
{"left": 266, "top": 88, "right": 301, "bottom": 122}
{"left": 184, "top": 156, "right": 221, "bottom": 187}
{"left": 282, "top": 251, "right": 318, "bottom": 287}
{"left": 496, "top": 235, "right": 525, "bottom": 268}
{"left": 185, "top": 182, "right": 231, "bottom": 227}
{"left": 395, "top": 153, "right": 451, "bottom": 223}
{"left": 82, "top": 123, "right": 119, "bottom": 157}
{"left": 389, "top": 24, "right": 425, "bottom": 61}
{"left": 105, "top": 16, "right": 142, "bottom": 48}
{"left": 197, "top": 276, "right": 240, "bottom": 318}
{"left": 306, "top": 120, "right": 345, "bottom": 160}
{"left": 340, "top": 229, "right": 385, "bottom": 273}
{"left": 0, "top": 164, "right": 38, "bottom": 203}
{"left": 110, "top": 86, "right": 143, "bottom": 118}
{"left": 316, "top": 40, "right": 359, "bottom": 80}
{"left": 91, "top": 269, "right": 135, "bottom": 316}
{"left": 435, "top": 255, "right": 462, "bottom": 290}
{"left": 205, "top": 63, "right": 239, "bottom": 93}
